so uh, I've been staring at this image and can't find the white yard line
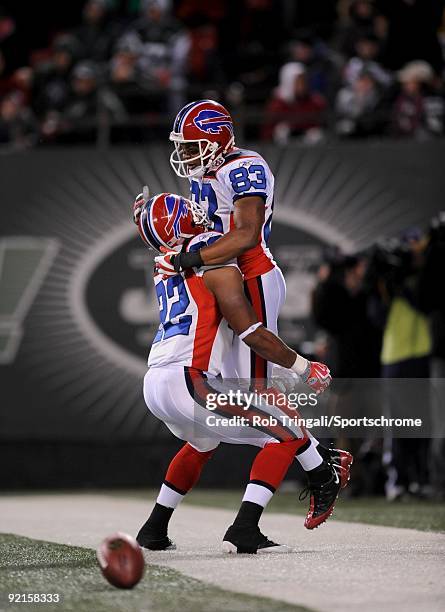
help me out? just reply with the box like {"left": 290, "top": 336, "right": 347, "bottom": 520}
{"left": 1, "top": 493, "right": 444, "bottom": 612}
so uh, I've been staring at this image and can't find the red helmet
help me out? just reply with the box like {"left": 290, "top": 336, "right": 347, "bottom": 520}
{"left": 138, "top": 193, "right": 210, "bottom": 252}
{"left": 169, "top": 99, "right": 235, "bottom": 178}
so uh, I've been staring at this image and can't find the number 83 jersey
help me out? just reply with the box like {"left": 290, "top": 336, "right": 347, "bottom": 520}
{"left": 189, "top": 148, "right": 276, "bottom": 280}
{"left": 147, "top": 232, "right": 235, "bottom": 375}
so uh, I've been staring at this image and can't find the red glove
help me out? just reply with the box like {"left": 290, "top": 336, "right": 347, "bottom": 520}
{"left": 154, "top": 247, "right": 179, "bottom": 277}
{"left": 302, "top": 361, "right": 332, "bottom": 395}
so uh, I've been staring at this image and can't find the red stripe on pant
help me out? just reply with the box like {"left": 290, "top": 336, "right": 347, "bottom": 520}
{"left": 244, "top": 276, "right": 268, "bottom": 387}
{"left": 184, "top": 367, "right": 301, "bottom": 442}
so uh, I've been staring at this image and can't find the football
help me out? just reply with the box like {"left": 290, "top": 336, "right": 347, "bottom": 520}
{"left": 96, "top": 532, "right": 145, "bottom": 589}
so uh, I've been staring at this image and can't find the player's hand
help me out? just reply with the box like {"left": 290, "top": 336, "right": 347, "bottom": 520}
{"left": 154, "top": 247, "right": 179, "bottom": 277}
{"left": 132, "top": 186, "right": 150, "bottom": 224}
{"left": 302, "top": 361, "right": 331, "bottom": 395}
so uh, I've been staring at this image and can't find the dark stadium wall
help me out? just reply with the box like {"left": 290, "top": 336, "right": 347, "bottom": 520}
{"left": 0, "top": 142, "right": 444, "bottom": 487}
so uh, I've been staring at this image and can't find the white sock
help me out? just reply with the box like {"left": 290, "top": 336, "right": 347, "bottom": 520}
{"left": 157, "top": 483, "right": 184, "bottom": 509}
{"left": 296, "top": 443, "right": 323, "bottom": 471}
{"left": 242, "top": 482, "right": 274, "bottom": 508}
{"left": 309, "top": 434, "right": 319, "bottom": 447}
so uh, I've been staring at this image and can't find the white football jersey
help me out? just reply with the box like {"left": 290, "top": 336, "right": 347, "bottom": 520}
{"left": 147, "top": 232, "right": 236, "bottom": 375}
{"left": 189, "top": 148, "right": 276, "bottom": 280}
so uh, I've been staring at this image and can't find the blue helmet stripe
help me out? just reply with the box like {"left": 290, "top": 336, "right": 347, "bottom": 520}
{"left": 141, "top": 211, "right": 162, "bottom": 251}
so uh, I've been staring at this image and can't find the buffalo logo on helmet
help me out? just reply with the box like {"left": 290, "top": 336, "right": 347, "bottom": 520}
{"left": 193, "top": 109, "right": 234, "bottom": 135}
{"left": 164, "top": 195, "right": 189, "bottom": 239}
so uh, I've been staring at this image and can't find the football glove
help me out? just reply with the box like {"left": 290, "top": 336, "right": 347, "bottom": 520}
{"left": 132, "top": 185, "right": 150, "bottom": 225}
{"left": 154, "top": 247, "right": 178, "bottom": 277}
{"left": 301, "top": 361, "right": 332, "bottom": 395}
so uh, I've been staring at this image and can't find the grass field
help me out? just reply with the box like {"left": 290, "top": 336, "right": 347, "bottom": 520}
{"left": 126, "top": 489, "right": 445, "bottom": 533}
{"left": 0, "top": 533, "right": 312, "bottom": 612}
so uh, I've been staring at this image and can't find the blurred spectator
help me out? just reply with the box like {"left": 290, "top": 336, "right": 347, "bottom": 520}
{"left": 108, "top": 33, "right": 148, "bottom": 114}
{"left": 41, "top": 61, "right": 125, "bottom": 144}
{"left": 336, "top": 0, "right": 387, "bottom": 59}
{"left": 262, "top": 62, "right": 327, "bottom": 143}
{"left": 175, "top": 0, "right": 226, "bottom": 88}
{"left": 32, "top": 34, "right": 81, "bottom": 117}
{"left": 343, "top": 33, "right": 392, "bottom": 90}
{"left": 73, "top": 0, "right": 121, "bottom": 62}
{"left": 0, "top": 91, "right": 37, "bottom": 148}
{"left": 288, "top": 31, "right": 342, "bottom": 101}
{"left": 127, "top": 0, "right": 189, "bottom": 112}
{"left": 391, "top": 61, "right": 444, "bottom": 139}
{"left": 335, "top": 69, "right": 387, "bottom": 137}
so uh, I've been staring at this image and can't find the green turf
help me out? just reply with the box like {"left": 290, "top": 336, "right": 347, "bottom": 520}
{"left": 0, "top": 533, "right": 312, "bottom": 612}
{"left": 180, "top": 490, "right": 445, "bottom": 533}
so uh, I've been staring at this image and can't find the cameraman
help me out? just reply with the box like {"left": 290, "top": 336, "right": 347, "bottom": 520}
{"left": 312, "top": 252, "right": 383, "bottom": 495}
{"left": 376, "top": 229, "right": 432, "bottom": 500}
{"left": 418, "top": 214, "right": 445, "bottom": 498}
{"left": 312, "top": 251, "right": 381, "bottom": 378}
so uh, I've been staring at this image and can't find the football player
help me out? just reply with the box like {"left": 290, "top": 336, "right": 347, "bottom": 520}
{"left": 133, "top": 192, "right": 348, "bottom": 554}
{"left": 146, "top": 99, "right": 352, "bottom": 498}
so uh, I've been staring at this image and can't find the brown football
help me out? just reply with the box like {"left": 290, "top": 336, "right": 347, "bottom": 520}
{"left": 97, "top": 532, "right": 145, "bottom": 589}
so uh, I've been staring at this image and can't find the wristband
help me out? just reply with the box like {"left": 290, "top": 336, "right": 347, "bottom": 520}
{"left": 239, "top": 322, "right": 263, "bottom": 341}
{"left": 290, "top": 354, "right": 309, "bottom": 377}
{"left": 173, "top": 250, "right": 204, "bottom": 272}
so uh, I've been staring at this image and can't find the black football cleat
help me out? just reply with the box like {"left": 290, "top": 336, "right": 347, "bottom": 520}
{"left": 136, "top": 524, "right": 176, "bottom": 551}
{"left": 222, "top": 524, "right": 290, "bottom": 554}
{"left": 328, "top": 448, "right": 353, "bottom": 488}
{"left": 318, "top": 445, "right": 353, "bottom": 488}
{"left": 301, "top": 463, "right": 346, "bottom": 529}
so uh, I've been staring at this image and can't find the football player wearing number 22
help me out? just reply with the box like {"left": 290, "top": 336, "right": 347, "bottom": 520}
{"left": 133, "top": 192, "right": 347, "bottom": 553}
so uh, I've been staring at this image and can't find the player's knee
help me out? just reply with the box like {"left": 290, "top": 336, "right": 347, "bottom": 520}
{"left": 184, "top": 441, "right": 218, "bottom": 461}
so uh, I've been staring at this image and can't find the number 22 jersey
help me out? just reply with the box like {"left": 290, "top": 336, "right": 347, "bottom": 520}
{"left": 189, "top": 148, "right": 276, "bottom": 280}
{"left": 147, "top": 232, "right": 236, "bottom": 375}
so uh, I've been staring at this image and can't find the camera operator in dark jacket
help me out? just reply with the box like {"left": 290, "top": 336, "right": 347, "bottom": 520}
{"left": 418, "top": 214, "right": 445, "bottom": 498}
{"left": 312, "top": 252, "right": 383, "bottom": 495}
{"left": 312, "top": 252, "right": 381, "bottom": 378}
{"left": 371, "top": 229, "right": 432, "bottom": 500}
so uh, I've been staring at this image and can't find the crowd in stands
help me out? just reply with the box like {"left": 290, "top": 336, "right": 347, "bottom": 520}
{"left": 0, "top": 0, "right": 444, "bottom": 146}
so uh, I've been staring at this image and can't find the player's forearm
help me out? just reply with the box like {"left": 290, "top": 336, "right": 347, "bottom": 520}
{"left": 199, "top": 227, "right": 258, "bottom": 265}
{"left": 243, "top": 327, "right": 297, "bottom": 369}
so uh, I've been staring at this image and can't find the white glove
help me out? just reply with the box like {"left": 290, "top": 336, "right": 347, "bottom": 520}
{"left": 271, "top": 364, "right": 300, "bottom": 393}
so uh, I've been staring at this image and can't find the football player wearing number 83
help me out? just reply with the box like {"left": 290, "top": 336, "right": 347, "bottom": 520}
{"left": 144, "top": 99, "right": 352, "bottom": 495}
{"left": 133, "top": 192, "right": 350, "bottom": 553}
